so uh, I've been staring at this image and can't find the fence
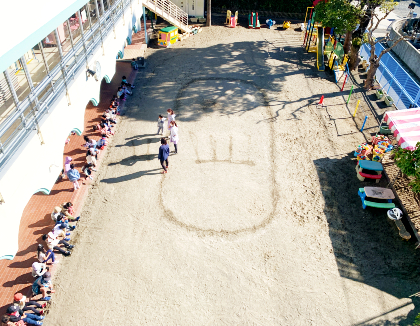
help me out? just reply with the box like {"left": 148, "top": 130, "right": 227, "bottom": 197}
{"left": 360, "top": 43, "right": 420, "bottom": 110}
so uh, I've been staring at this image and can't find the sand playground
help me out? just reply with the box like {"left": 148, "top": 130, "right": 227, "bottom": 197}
{"left": 43, "top": 20, "right": 420, "bottom": 325}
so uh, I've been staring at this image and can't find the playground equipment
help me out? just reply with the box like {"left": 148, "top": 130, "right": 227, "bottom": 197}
{"left": 387, "top": 208, "right": 411, "bottom": 240}
{"left": 226, "top": 10, "right": 238, "bottom": 27}
{"left": 326, "top": 37, "right": 349, "bottom": 82}
{"left": 226, "top": 10, "right": 231, "bottom": 24}
{"left": 358, "top": 187, "right": 395, "bottom": 210}
{"left": 303, "top": 10, "right": 325, "bottom": 71}
{"left": 248, "top": 12, "right": 260, "bottom": 29}
{"left": 158, "top": 26, "right": 178, "bottom": 47}
{"left": 230, "top": 11, "right": 238, "bottom": 28}
{"left": 355, "top": 160, "right": 383, "bottom": 183}
{"left": 283, "top": 21, "right": 291, "bottom": 29}
{"left": 266, "top": 19, "right": 276, "bottom": 29}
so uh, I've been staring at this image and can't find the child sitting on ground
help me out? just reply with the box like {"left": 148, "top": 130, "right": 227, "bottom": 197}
{"left": 117, "top": 87, "right": 126, "bottom": 101}
{"left": 97, "top": 134, "right": 108, "bottom": 149}
{"left": 99, "top": 123, "right": 114, "bottom": 137}
{"left": 121, "top": 75, "right": 135, "bottom": 89}
{"left": 121, "top": 84, "right": 132, "bottom": 95}
{"left": 13, "top": 293, "right": 46, "bottom": 316}
{"left": 131, "top": 58, "right": 138, "bottom": 70}
{"left": 86, "top": 149, "right": 97, "bottom": 167}
{"left": 82, "top": 163, "right": 96, "bottom": 182}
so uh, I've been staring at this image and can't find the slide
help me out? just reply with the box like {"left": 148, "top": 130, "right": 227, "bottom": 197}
{"left": 230, "top": 15, "right": 236, "bottom": 28}
{"left": 248, "top": 12, "right": 261, "bottom": 29}
{"left": 317, "top": 26, "right": 325, "bottom": 71}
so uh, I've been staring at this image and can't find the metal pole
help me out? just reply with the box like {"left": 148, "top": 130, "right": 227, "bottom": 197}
{"left": 4, "top": 67, "right": 26, "bottom": 130}
{"left": 38, "top": 42, "right": 55, "bottom": 91}
{"left": 20, "top": 57, "right": 37, "bottom": 128}
{"left": 20, "top": 56, "right": 35, "bottom": 90}
{"left": 100, "top": 0, "right": 106, "bottom": 15}
{"left": 112, "top": 1, "right": 117, "bottom": 38}
{"left": 77, "top": 9, "right": 89, "bottom": 66}
{"left": 66, "top": 19, "right": 78, "bottom": 72}
{"left": 3, "top": 70, "right": 19, "bottom": 107}
{"left": 95, "top": 0, "right": 105, "bottom": 55}
{"left": 143, "top": 6, "right": 148, "bottom": 44}
{"left": 86, "top": 4, "right": 93, "bottom": 32}
{"left": 55, "top": 29, "right": 71, "bottom": 105}
{"left": 122, "top": 0, "right": 125, "bottom": 25}
{"left": 66, "top": 20, "right": 75, "bottom": 50}
{"left": 38, "top": 42, "right": 50, "bottom": 74}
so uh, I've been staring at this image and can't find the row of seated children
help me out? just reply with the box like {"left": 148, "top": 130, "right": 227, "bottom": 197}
{"left": 1, "top": 76, "right": 136, "bottom": 325}
{"left": 1, "top": 203, "right": 80, "bottom": 326}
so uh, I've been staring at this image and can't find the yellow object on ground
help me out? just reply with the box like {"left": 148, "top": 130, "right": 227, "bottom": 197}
{"left": 158, "top": 26, "right": 178, "bottom": 48}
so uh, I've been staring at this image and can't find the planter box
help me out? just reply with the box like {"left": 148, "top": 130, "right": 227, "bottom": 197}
{"left": 376, "top": 89, "right": 384, "bottom": 100}
{"left": 379, "top": 126, "right": 392, "bottom": 135}
{"left": 384, "top": 95, "right": 394, "bottom": 107}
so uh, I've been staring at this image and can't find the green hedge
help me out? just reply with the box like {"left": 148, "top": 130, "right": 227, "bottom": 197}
{"left": 212, "top": 0, "right": 313, "bottom": 13}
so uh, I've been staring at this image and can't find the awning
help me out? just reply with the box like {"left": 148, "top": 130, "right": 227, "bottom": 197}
{"left": 384, "top": 108, "right": 420, "bottom": 150}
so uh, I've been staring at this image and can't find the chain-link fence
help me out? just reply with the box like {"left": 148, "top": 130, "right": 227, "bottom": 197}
{"left": 360, "top": 43, "right": 420, "bottom": 110}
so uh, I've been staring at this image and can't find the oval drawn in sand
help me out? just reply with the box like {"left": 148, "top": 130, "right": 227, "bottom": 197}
{"left": 160, "top": 78, "right": 277, "bottom": 236}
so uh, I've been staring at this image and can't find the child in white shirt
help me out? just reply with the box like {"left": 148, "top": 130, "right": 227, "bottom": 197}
{"left": 157, "top": 115, "right": 166, "bottom": 135}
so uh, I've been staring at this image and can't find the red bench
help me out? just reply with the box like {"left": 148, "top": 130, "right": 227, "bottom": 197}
{"left": 359, "top": 171, "right": 382, "bottom": 179}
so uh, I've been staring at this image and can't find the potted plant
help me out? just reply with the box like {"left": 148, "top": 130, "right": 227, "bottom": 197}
{"left": 384, "top": 95, "right": 394, "bottom": 107}
{"left": 376, "top": 88, "right": 384, "bottom": 99}
{"left": 379, "top": 125, "right": 392, "bottom": 134}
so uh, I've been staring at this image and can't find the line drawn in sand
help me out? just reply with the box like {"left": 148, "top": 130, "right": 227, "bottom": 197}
{"left": 159, "top": 78, "right": 279, "bottom": 237}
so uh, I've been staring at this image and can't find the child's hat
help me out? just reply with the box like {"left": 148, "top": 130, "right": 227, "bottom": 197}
{"left": 14, "top": 293, "right": 24, "bottom": 301}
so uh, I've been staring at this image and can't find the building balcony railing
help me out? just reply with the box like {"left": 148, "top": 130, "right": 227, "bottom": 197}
{"left": 0, "top": 0, "right": 132, "bottom": 169}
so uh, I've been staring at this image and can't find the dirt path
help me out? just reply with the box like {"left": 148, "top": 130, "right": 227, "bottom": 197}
{"left": 44, "top": 24, "right": 420, "bottom": 325}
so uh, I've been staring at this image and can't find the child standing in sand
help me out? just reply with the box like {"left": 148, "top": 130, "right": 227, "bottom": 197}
{"left": 167, "top": 109, "right": 176, "bottom": 133}
{"left": 170, "top": 121, "right": 179, "bottom": 154}
{"left": 157, "top": 115, "right": 166, "bottom": 135}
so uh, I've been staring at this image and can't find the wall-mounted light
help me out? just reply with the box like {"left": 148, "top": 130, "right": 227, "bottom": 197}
{"left": 86, "top": 69, "right": 96, "bottom": 78}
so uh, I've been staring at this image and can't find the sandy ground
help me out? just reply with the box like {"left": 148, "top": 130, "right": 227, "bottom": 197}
{"left": 44, "top": 21, "right": 420, "bottom": 325}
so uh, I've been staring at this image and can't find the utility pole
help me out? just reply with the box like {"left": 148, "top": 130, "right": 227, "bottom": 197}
{"left": 207, "top": 0, "right": 211, "bottom": 26}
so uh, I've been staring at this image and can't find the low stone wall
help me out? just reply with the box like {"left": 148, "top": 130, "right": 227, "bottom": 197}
{"left": 387, "top": 18, "right": 420, "bottom": 80}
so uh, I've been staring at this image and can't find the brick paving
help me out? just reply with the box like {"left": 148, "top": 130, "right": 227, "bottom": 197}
{"left": 0, "top": 62, "right": 136, "bottom": 316}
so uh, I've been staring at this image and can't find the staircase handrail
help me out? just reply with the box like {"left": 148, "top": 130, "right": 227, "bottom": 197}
{"left": 146, "top": 0, "right": 189, "bottom": 27}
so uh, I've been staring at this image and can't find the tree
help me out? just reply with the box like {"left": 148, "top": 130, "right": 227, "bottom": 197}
{"left": 348, "top": 0, "right": 397, "bottom": 70}
{"left": 363, "top": 0, "right": 411, "bottom": 90}
{"left": 393, "top": 142, "right": 420, "bottom": 193}
{"left": 207, "top": 0, "right": 211, "bottom": 27}
{"left": 315, "top": 0, "right": 362, "bottom": 54}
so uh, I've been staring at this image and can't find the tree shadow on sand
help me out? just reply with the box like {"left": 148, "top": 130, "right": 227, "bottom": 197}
{"left": 314, "top": 156, "right": 420, "bottom": 325}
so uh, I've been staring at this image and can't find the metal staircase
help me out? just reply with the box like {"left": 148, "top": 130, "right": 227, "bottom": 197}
{"left": 143, "top": 0, "right": 191, "bottom": 33}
